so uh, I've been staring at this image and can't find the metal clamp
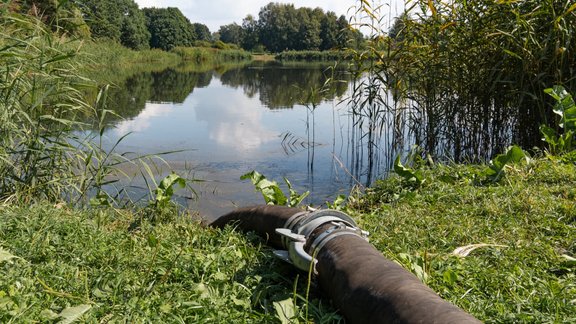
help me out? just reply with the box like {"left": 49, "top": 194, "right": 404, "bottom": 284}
{"left": 273, "top": 209, "right": 368, "bottom": 274}
{"left": 274, "top": 228, "right": 316, "bottom": 273}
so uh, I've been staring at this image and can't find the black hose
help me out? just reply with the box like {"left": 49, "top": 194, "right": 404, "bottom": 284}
{"left": 211, "top": 205, "right": 481, "bottom": 324}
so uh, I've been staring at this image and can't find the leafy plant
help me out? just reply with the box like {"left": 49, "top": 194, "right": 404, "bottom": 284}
{"left": 394, "top": 155, "right": 425, "bottom": 188}
{"left": 481, "top": 145, "right": 527, "bottom": 183}
{"left": 151, "top": 172, "right": 186, "bottom": 210}
{"left": 540, "top": 85, "right": 576, "bottom": 154}
{"left": 241, "top": 171, "right": 309, "bottom": 207}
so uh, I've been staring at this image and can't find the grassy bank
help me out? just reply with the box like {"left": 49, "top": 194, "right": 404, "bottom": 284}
{"left": 77, "top": 40, "right": 181, "bottom": 85}
{"left": 1, "top": 157, "right": 574, "bottom": 322}
{"left": 275, "top": 50, "right": 350, "bottom": 62}
{"left": 172, "top": 46, "right": 252, "bottom": 64}
{"left": 350, "top": 157, "right": 575, "bottom": 322}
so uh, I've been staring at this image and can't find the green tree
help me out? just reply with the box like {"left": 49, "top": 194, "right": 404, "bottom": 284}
{"left": 144, "top": 7, "right": 196, "bottom": 51}
{"left": 295, "top": 7, "right": 321, "bottom": 50}
{"left": 241, "top": 14, "right": 259, "bottom": 51}
{"left": 74, "top": 0, "right": 149, "bottom": 50}
{"left": 193, "top": 22, "right": 211, "bottom": 41}
{"left": 320, "top": 11, "right": 339, "bottom": 50}
{"left": 336, "top": 15, "right": 363, "bottom": 49}
{"left": 388, "top": 12, "right": 408, "bottom": 42}
{"left": 118, "top": 0, "right": 150, "bottom": 50}
{"left": 258, "top": 2, "right": 299, "bottom": 52}
{"left": 218, "top": 23, "right": 243, "bottom": 45}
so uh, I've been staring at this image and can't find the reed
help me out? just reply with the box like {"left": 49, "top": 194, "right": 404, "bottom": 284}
{"left": 171, "top": 46, "right": 252, "bottom": 64}
{"left": 0, "top": 13, "right": 179, "bottom": 207}
{"left": 348, "top": 0, "right": 576, "bottom": 161}
{"left": 0, "top": 14, "right": 94, "bottom": 203}
{"left": 275, "top": 50, "right": 352, "bottom": 62}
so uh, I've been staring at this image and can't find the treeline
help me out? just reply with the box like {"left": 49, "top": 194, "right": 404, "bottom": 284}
{"left": 4, "top": 1, "right": 363, "bottom": 53}
{"left": 5, "top": 0, "right": 211, "bottom": 51}
{"left": 217, "top": 3, "right": 364, "bottom": 52}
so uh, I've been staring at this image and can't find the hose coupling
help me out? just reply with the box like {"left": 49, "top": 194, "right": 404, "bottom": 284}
{"left": 273, "top": 209, "right": 369, "bottom": 273}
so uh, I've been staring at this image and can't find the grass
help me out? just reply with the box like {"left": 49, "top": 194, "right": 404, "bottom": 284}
{"left": 171, "top": 47, "right": 252, "bottom": 64}
{"left": 348, "top": 157, "right": 575, "bottom": 323}
{"left": 0, "top": 206, "right": 341, "bottom": 322}
{"left": 275, "top": 50, "right": 351, "bottom": 62}
{"left": 1, "top": 157, "right": 574, "bottom": 322}
{"left": 1, "top": 7, "right": 574, "bottom": 323}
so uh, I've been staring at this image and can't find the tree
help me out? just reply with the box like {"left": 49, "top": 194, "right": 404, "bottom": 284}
{"left": 258, "top": 2, "right": 299, "bottom": 52}
{"left": 193, "top": 23, "right": 211, "bottom": 41}
{"left": 295, "top": 7, "right": 321, "bottom": 50}
{"left": 241, "top": 15, "right": 259, "bottom": 50}
{"left": 218, "top": 23, "right": 243, "bottom": 45}
{"left": 320, "top": 11, "right": 339, "bottom": 50}
{"left": 336, "top": 15, "right": 364, "bottom": 49}
{"left": 118, "top": 0, "right": 150, "bottom": 50}
{"left": 74, "top": 0, "right": 149, "bottom": 50}
{"left": 144, "top": 7, "right": 196, "bottom": 51}
{"left": 388, "top": 13, "right": 408, "bottom": 42}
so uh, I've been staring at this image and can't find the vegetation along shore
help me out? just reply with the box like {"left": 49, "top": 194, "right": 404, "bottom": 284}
{"left": 1, "top": 0, "right": 575, "bottom": 322}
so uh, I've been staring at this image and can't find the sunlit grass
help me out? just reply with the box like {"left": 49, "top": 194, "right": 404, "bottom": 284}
{"left": 0, "top": 205, "right": 341, "bottom": 322}
{"left": 349, "top": 157, "right": 576, "bottom": 322}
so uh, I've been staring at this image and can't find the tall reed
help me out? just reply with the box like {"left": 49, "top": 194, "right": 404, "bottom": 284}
{"left": 0, "top": 14, "right": 140, "bottom": 206}
{"left": 0, "top": 14, "right": 94, "bottom": 203}
{"left": 348, "top": 0, "right": 576, "bottom": 161}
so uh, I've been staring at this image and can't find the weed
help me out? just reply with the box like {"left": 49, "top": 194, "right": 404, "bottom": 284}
{"left": 241, "top": 171, "right": 309, "bottom": 207}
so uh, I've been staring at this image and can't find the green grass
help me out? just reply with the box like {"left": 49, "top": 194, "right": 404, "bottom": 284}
{"left": 275, "top": 50, "right": 351, "bottom": 62}
{"left": 1, "top": 157, "right": 574, "bottom": 322}
{"left": 348, "top": 157, "right": 575, "bottom": 323}
{"left": 0, "top": 206, "right": 341, "bottom": 322}
{"left": 171, "top": 46, "right": 252, "bottom": 64}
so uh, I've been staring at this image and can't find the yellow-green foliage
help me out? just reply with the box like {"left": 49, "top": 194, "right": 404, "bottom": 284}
{"left": 172, "top": 46, "right": 252, "bottom": 63}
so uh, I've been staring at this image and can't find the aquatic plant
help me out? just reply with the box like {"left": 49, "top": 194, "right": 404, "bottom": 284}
{"left": 347, "top": 0, "right": 576, "bottom": 161}
{"left": 241, "top": 171, "right": 309, "bottom": 207}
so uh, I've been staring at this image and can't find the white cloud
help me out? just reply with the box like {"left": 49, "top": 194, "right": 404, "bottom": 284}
{"left": 192, "top": 89, "right": 277, "bottom": 151}
{"left": 114, "top": 103, "right": 173, "bottom": 135}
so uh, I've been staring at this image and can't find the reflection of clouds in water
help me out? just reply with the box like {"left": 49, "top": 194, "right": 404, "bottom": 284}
{"left": 194, "top": 89, "right": 277, "bottom": 151}
{"left": 114, "top": 103, "right": 174, "bottom": 136}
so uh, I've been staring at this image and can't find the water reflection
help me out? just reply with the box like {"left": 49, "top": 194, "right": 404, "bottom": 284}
{"left": 219, "top": 61, "right": 350, "bottom": 109}
{"left": 102, "top": 61, "right": 527, "bottom": 220}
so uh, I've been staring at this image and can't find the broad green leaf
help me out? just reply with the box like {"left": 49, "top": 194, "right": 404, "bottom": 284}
{"left": 39, "top": 309, "right": 59, "bottom": 321}
{"left": 443, "top": 269, "right": 458, "bottom": 286}
{"left": 394, "top": 155, "right": 424, "bottom": 186}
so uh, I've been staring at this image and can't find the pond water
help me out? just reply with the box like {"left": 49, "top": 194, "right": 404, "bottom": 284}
{"left": 101, "top": 61, "right": 526, "bottom": 221}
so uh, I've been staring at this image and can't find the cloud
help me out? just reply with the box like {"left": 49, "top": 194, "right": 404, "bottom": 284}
{"left": 114, "top": 103, "right": 173, "bottom": 135}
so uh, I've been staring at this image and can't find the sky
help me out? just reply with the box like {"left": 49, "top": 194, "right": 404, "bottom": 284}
{"left": 133, "top": 0, "right": 405, "bottom": 33}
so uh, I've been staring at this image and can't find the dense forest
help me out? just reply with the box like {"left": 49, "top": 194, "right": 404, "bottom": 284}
{"left": 3, "top": 0, "right": 363, "bottom": 52}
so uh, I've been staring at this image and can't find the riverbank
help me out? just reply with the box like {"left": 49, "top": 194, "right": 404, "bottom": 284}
{"left": 77, "top": 41, "right": 253, "bottom": 85}
{"left": 1, "top": 157, "right": 574, "bottom": 322}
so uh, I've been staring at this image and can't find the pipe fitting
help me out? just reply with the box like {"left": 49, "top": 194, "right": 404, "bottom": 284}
{"left": 273, "top": 209, "right": 368, "bottom": 273}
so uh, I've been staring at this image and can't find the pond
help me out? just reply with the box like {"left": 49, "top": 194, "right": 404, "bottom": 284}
{"left": 100, "top": 61, "right": 526, "bottom": 221}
